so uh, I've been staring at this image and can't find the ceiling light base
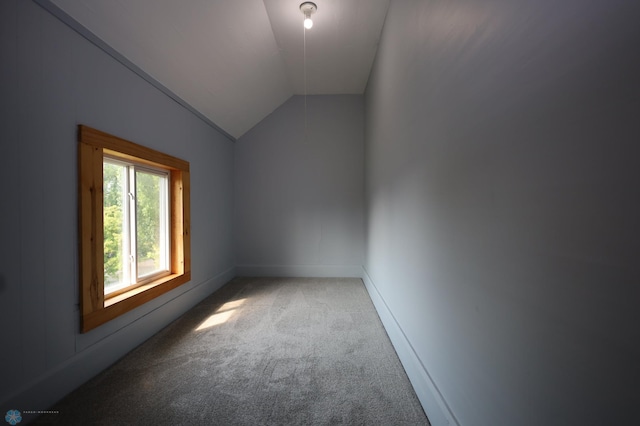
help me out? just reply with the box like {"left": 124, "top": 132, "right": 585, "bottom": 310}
{"left": 299, "top": 2, "right": 317, "bottom": 15}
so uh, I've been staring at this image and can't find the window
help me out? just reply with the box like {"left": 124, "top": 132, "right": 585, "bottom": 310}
{"left": 79, "top": 125, "right": 190, "bottom": 332}
{"left": 103, "top": 158, "right": 170, "bottom": 295}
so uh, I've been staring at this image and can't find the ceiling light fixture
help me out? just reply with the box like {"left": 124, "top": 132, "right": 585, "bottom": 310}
{"left": 300, "top": 2, "right": 316, "bottom": 142}
{"left": 300, "top": 2, "right": 317, "bottom": 30}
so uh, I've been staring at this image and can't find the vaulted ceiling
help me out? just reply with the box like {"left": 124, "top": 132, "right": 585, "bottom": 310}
{"left": 46, "top": 0, "right": 390, "bottom": 139}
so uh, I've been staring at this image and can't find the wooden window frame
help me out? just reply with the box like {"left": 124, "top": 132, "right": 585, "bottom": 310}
{"left": 78, "top": 125, "right": 191, "bottom": 333}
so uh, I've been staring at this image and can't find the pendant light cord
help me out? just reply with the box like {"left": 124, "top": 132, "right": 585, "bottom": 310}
{"left": 303, "top": 25, "right": 308, "bottom": 141}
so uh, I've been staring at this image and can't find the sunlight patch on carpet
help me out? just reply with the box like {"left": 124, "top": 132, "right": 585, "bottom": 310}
{"left": 195, "top": 298, "right": 246, "bottom": 331}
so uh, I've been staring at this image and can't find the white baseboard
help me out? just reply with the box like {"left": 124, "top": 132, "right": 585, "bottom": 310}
{"left": 235, "top": 264, "right": 363, "bottom": 278}
{"left": 361, "top": 267, "right": 458, "bottom": 426}
{"left": 1, "top": 266, "right": 236, "bottom": 417}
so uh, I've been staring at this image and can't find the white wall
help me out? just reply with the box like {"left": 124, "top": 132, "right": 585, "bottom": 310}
{"left": 0, "top": 0, "right": 234, "bottom": 416}
{"left": 235, "top": 95, "right": 364, "bottom": 277}
{"left": 364, "top": 1, "right": 640, "bottom": 425}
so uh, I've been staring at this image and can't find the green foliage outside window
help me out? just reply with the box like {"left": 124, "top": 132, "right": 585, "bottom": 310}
{"left": 135, "top": 170, "right": 163, "bottom": 277}
{"left": 104, "top": 162, "right": 124, "bottom": 286}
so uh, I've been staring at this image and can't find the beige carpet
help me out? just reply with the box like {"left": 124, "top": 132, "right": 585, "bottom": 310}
{"left": 36, "top": 277, "right": 429, "bottom": 425}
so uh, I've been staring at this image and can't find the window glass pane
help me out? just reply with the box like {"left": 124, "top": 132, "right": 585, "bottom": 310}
{"left": 135, "top": 169, "right": 168, "bottom": 278}
{"left": 103, "top": 161, "right": 127, "bottom": 294}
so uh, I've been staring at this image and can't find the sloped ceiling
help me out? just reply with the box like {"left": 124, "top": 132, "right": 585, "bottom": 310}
{"left": 46, "top": 0, "right": 389, "bottom": 139}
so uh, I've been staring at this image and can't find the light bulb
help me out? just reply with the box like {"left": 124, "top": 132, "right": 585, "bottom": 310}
{"left": 304, "top": 17, "right": 313, "bottom": 29}
{"left": 300, "top": 2, "right": 317, "bottom": 30}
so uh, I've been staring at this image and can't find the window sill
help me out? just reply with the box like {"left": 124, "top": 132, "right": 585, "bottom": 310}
{"left": 82, "top": 271, "right": 191, "bottom": 333}
{"left": 105, "top": 273, "right": 184, "bottom": 307}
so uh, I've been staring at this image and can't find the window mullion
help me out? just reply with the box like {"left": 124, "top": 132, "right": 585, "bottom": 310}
{"left": 122, "top": 164, "right": 131, "bottom": 288}
{"left": 128, "top": 166, "right": 137, "bottom": 285}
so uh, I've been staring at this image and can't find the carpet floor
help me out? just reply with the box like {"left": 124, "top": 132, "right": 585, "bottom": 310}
{"left": 35, "top": 277, "right": 429, "bottom": 425}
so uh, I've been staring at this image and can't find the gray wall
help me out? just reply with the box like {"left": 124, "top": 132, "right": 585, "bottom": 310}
{"left": 0, "top": 0, "right": 234, "bottom": 414}
{"left": 364, "top": 1, "right": 640, "bottom": 425}
{"left": 235, "top": 95, "right": 364, "bottom": 277}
